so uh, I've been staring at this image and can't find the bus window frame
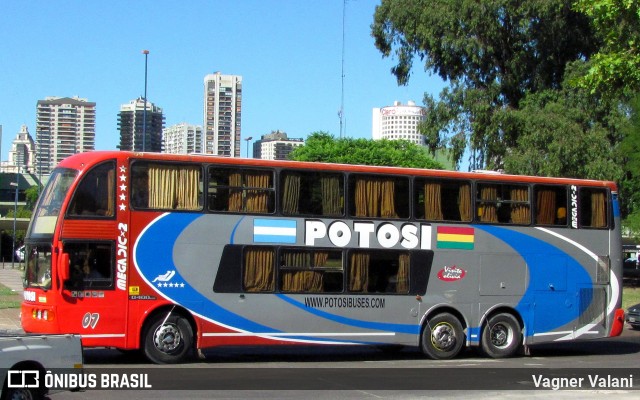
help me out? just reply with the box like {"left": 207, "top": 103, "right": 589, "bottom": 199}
{"left": 130, "top": 160, "right": 204, "bottom": 212}
{"left": 532, "top": 184, "right": 569, "bottom": 228}
{"left": 65, "top": 161, "right": 117, "bottom": 220}
{"left": 474, "top": 181, "right": 532, "bottom": 226}
{"left": 206, "top": 165, "right": 276, "bottom": 214}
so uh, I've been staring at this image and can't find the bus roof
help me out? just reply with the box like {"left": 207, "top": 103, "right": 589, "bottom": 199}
{"left": 57, "top": 150, "right": 618, "bottom": 190}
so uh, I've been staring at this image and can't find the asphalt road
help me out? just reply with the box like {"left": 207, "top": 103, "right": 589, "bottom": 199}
{"left": 48, "top": 326, "right": 640, "bottom": 399}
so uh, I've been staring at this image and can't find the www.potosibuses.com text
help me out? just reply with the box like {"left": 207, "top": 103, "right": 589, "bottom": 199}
{"left": 304, "top": 296, "right": 385, "bottom": 309}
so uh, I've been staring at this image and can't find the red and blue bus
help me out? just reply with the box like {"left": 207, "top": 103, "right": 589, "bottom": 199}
{"left": 21, "top": 151, "right": 625, "bottom": 363}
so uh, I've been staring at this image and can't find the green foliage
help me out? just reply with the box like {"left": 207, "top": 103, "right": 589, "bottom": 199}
{"left": 572, "top": 0, "right": 640, "bottom": 97}
{"left": 25, "top": 185, "right": 40, "bottom": 209}
{"left": 501, "top": 65, "right": 626, "bottom": 181}
{"left": 372, "top": 0, "right": 598, "bottom": 168}
{"left": 289, "top": 132, "right": 443, "bottom": 169}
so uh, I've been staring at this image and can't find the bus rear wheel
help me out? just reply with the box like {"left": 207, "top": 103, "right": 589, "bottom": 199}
{"left": 421, "top": 313, "right": 464, "bottom": 360}
{"left": 481, "top": 313, "right": 522, "bottom": 358}
{"left": 143, "top": 312, "right": 194, "bottom": 364}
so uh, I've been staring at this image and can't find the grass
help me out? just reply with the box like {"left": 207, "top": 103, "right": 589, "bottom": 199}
{"left": 622, "top": 285, "right": 640, "bottom": 310}
{"left": 0, "top": 283, "right": 21, "bottom": 309}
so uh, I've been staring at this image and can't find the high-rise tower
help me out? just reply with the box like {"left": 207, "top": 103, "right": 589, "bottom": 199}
{"left": 117, "top": 97, "right": 165, "bottom": 152}
{"left": 203, "top": 72, "right": 242, "bottom": 157}
{"left": 36, "top": 96, "right": 96, "bottom": 175}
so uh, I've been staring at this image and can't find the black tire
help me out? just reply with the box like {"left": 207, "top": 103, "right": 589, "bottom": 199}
{"left": 481, "top": 313, "right": 522, "bottom": 358}
{"left": 2, "top": 387, "right": 40, "bottom": 400}
{"left": 421, "top": 313, "right": 465, "bottom": 360}
{"left": 143, "top": 312, "right": 194, "bottom": 364}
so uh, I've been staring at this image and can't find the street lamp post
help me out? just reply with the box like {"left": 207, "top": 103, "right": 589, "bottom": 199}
{"left": 245, "top": 137, "right": 253, "bottom": 158}
{"left": 142, "top": 49, "right": 149, "bottom": 152}
{"left": 10, "top": 178, "right": 18, "bottom": 269}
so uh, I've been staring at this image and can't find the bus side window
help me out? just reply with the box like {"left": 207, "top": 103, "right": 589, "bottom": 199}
{"left": 64, "top": 241, "right": 114, "bottom": 290}
{"left": 243, "top": 247, "right": 275, "bottom": 292}
{"left": 580, "top": 188, "right": 608, "bottom": 228}
{"left": 68, "top": 162, "right": 115, "bottom": 218}
{"left": 415, "top": 179, "right": 472, "bottom": 222}
{"left": 208, "top": 167, "right": 274, "bottom": 214}
{"left": 279, "top": 249, "right": 343, "bottom": 293}
{"left": 348, "top": 174, "right": 410, "bottom": 219}
{"left": 281, "top": 171, "right": 344, "bottom": 216}
{"left": 534, "top": 185, "right": 568, "bottom": 226}
{"left": 476, "top": 183, "right": 530, "bottom": 225}
{"left": 348, "top": 250, "right": 409, "bottom": 294}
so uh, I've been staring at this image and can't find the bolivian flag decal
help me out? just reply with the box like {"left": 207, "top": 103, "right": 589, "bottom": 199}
{"left": 436, "top": 226, "right": 474, "bottom": 250}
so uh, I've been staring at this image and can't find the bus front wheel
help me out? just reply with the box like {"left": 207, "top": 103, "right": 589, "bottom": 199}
{"left": 481, "top": 313, "right": 522, "bottom": 358}
{"left": 143, "top": 312, "right": 194, "bottom": 364}
{"left": 421, "top": 313, "right": 464, "bottom": 360}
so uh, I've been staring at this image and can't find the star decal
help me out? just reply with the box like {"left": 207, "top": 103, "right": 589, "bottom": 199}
{"left": 120, "top": 184, "right": 127, "bottom": 192}
{"left": 119, "top": 193, "right": 126, "bottom": 201}
{"left": 119, "top": 165, "right": 127, "bottom": 173}
{"left": 119, "top": 174, "right": 127, "bottom": 182}
{"left": 119, "top": 203, "right": 127, "bottom": 211}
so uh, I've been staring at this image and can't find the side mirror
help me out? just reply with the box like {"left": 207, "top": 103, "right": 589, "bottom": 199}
{"left": 59, "top": 252, "right": 70, "bottom": 282}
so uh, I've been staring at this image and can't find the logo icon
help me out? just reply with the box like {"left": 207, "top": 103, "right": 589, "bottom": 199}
{"left": 152, "top": 270, "right": 175, "bottom": 283}
{"left": 437, "top": 265, "right": 466, "bottom": 282}
{"left": 8, "top": 370, "right": 39, "bottom": 388}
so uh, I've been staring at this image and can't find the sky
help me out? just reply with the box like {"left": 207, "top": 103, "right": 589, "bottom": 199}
{"left": 0, "top": 0, "right": 446, "bottom": 162}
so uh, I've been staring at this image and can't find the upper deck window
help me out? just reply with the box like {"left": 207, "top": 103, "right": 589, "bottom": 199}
{"left": 348, "top": 174, "right": 409, "bottom": 219}
{"left": 208, "top": 167, "right": 274, "bottom": 213}
{"left": 415, "top": 179, "right": 472, "bottom": 222}
{"left": 534, "top": 185, "right": 568, "bottom": 226}
{"left": 476, "top": 183, "right": 530, "bottom": 225}
{"left": 280, "top": 170, "right": 344, "bottom": 216}
{"left": 68, "top": 161, "right": 115, "bottom": 218}
{"left": 131, "top": 162, "right": 202, "bottom": 211}
{"left": 580, "top": 187, "right": 608, "bottom": 228}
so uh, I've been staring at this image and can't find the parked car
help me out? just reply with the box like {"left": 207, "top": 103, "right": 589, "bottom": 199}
{"left": 15, "top": 245, "right": 24, "bottom": 263}
{"left": 623, "top": 257, "right": 640, "bottom": 278}
{"left": 626, "top": 303, "right": 640, "bottom": 330}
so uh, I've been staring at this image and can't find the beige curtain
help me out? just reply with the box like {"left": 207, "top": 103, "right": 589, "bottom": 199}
{"left": 176, "top": 167, "right": 201, "bottom": 210}
{"left": 148, "top": 164, "right": 200, "bottom": 210}
{"left": 424, "top": 182, "right": 443, "bottom": 220}
{"left": 591, "top": 191, "right": 607, "bottom": 228}
{"left": 479, "top": 185, "right": 498, "bottom": 222}
{"left": 355, "top": 177, "right": 397, "bottom": 218}
{"left": 510, "top": 187, "right": 530, "bottom": 224}
{"left": 149, "top": 165, "right": 176, "bottom": 209}
{"left": 536, "top": 189, "right": 556, "bottom": 225}
{"left": 349, "top": 252, "right": 370, "bottom": 292}
{"left": 244, "top": 248, "right": 274, "bottom": 292}
{"left": 228, "top": 173, "right": 243, "bottom": 211}
{"left": 396, "top": 253, "right": 410, "bottom": 293}
{"left": 246, "top": 172, "right": 271, "bottom": 213}
{"left": 321, "top": 175, "right": 342, "bottom": 216}
{"left": 281, "top": 251, "right": 324, "bottom": 293}
{"left": 282, "top": 173, "right": 301, "bottom": 215}
{"left": 458, "top": 183, "right": 472, "bottom": 221}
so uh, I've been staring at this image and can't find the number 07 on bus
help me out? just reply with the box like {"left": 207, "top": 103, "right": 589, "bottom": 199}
{"left": 21, "top": 151, "right": 625, "bottom": 363}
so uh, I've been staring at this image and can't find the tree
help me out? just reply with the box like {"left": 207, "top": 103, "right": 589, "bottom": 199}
{"left": 500, "top": 85, "right": 625, "bottom": 181}
{"left": 289, "top": 132, "right": 443, "bottom": 169}
{"left": 372, "top": 0, "right": 598, "bottom": 169}
{"left": 573, "top": 0, "right": 640, "bottom": 97}
{"left": 24, "top": 186, "right": 39, "bottom": 210}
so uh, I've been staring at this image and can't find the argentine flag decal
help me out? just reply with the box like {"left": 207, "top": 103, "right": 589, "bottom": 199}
{"left": 253, "top": 218, "right": 297, "bottom": 243}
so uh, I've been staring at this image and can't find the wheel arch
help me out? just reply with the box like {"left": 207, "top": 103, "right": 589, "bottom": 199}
{"left": 139, "top": 303, "right": 198, "bottom": 350}
{"left": 480, "top": 305, "right": 524, "bottom": 336}
{"left": 420, "top": 305, "right": 468, "bottom": 341}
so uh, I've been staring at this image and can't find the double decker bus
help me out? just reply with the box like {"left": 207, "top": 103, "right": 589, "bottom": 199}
{"left": 21, "top": 151, "right": 625, "bottom": 363}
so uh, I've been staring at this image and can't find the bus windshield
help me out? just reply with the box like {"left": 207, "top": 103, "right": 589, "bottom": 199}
{"left": 29, "top": 168, "right": 78, "bottom": 237}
